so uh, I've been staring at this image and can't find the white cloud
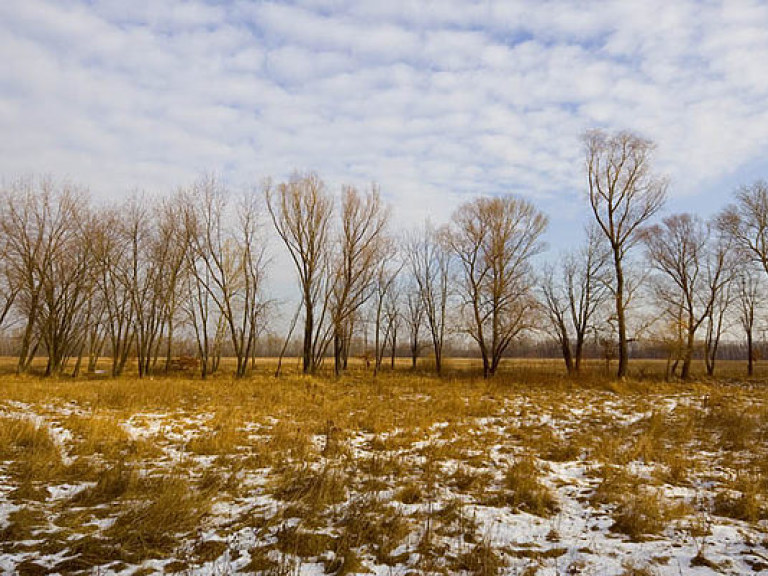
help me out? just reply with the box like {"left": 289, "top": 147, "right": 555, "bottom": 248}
{"left": 0, "top": 0, "right": 767, "bottom": 264}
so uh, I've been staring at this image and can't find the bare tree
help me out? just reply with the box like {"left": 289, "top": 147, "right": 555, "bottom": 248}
{"left": 0, "top": 178, "right": 94, "bottom": 375}
{"left": 719, "top": 181, "right": 768, "bottom": 270}
{"left": 650, "top": 302, "right": 687, "bottom": 381}
{"left": 403, "top": 278, "right": 426, "bottom": 369}
{"left": 330, "top": 185, "right": 390, "bottom": 375}
{"left": 703, "top": 281, "right": 733, "bottom": 377}
{"left": 716, "top": 180, "right": 768, "bottom": 376}
{"left": 585, "top": 129, "right": 667, "bottom": 378}
{"left": 80, "top": 294, "right": 107, "bottom": 375}
{"left": 371, "top": 254, "right": 400, "bottom": 375}
{"left": 448, "top": 195, "right": 547, "bottom": 378}
{"left": 267, "top": 173, "right": 334, "bottom": 374}
{"left": 643, "top": 214, "right": 732, "bottom": 380}
{"left": 406, "top": 223, "right": 450, "bottom": 375}
{"left": 185, "top": 177, "right": 269, "bottom": 378}
{"left": 703, "top": 229, "right": 738, "bottom": 377}
{"left": 737, "top": 265, "right": 765, "bottom": 376}
{"left": 36, "top": 188, "right": 93, "bottom": 376}
{"left": 121, "top": 198, "right": 168, "bottom": 378}
{"left": 1, "top": 178, "right": 46, "bottom": 372}
{"left": 183, "top": 252, "right": 222, "bottom": 379}
{"left": 156, "top": 194, "right": 191, "bottom": 373}
{"left": 0, "top": 187, "right": 22, "bottom": 331}
{"left": 384, "top": 286, "right": 402, "bottom": 370}
{"left": 91, "top": 208, "right": 135, "bottom": 376}
{"left": 540, "top": 225, "right": 609, "bottom": 375}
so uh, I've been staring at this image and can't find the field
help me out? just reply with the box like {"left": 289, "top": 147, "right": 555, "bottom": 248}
{"left": 0, "top": 358, "right": 767, "bottom": 575}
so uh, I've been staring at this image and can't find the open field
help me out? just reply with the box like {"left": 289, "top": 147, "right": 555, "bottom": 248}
{"left": 1, "top": 358, "right": 767, "bottom": 575}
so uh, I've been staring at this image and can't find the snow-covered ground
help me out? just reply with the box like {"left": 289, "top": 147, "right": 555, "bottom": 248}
{"left": 0, "top": 380, "right": 766, "bottom": 575}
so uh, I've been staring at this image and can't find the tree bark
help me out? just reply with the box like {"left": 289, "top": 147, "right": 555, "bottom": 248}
{"left": 614, "top": 249, "right": 628, "bottom": 379}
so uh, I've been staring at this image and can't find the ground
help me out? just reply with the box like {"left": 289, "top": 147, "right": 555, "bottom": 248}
{"left": 0, "top": 358, "right": 767, "bottom": 575}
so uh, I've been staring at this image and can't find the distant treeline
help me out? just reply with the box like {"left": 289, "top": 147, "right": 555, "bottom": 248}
{"left": 0, "top": 333, "right": 764, "bottom": 365}
{"left": 2, "top": 129, "right": 768, "bottom": 379}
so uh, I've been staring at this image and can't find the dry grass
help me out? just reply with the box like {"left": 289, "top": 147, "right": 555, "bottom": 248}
{"left": 0, "top": 416, "right": 96, "bottom": 490}
{"left": 611, "top": 489, "right": 689, "bottom": 541}
{"left": 453, "top": 540, "right": 505, "bottom": 575}
{"left": 0, "top": 356, "right": 767, "bottom": 573}
{"left": 104, "top": 473, "right": 211, "bottom": 561}
{"left": 500, "top": 455, "right": 558, "bottom": 516}
{"left": 713, "top": 472, "right": 767, "bottom": 523}
{"left": 186, "top": 408, "right": 249, "bottom": 455}
{"left": 271, "top": 463, "right": 348, "bottom": 513}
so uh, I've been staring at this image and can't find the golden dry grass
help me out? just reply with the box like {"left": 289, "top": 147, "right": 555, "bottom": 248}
{"left": 0, "top": 356, "right": 767, "bottom": 573}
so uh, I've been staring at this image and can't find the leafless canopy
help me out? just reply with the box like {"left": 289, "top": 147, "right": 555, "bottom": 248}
{"left": 405, "top": 223, "right": 450, "bottom": 375}
{"left": 448, "top": 195, "right": 548, "bottom": 378}
{"left": 643, "top": 213, "right": 735, "bottom": 379}
{"left": 266, "top": 172, "right": 334, "bottom": 374}
{"left": 540, "top": 225, "right": 610, "bottom": 375}
{"left": 585, "top": 129, "right": 667, "bottom": 378}
{"left": 330, "top": 185, "right": 390, "bottom": 375}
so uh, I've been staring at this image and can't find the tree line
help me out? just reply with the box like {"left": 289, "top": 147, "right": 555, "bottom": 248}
{"left": 2, "top": 129, "right": 768, "bottom": 380}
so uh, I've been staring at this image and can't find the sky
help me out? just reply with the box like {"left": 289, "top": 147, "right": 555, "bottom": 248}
{"left": 2, "top": 0, "right": 768, "bottom": 262}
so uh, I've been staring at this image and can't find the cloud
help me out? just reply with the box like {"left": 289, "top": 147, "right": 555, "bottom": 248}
{"left": 1, "top": 0, "right": 767, "bottom": 260}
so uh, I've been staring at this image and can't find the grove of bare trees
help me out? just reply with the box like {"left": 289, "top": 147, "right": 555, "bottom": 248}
{"left": 1, "top": 132, "right": 768, "bottom": 380}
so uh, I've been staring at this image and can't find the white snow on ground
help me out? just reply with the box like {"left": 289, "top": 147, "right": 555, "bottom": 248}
{"left": 0, "top": 389, "right": 766, "bottom": 575}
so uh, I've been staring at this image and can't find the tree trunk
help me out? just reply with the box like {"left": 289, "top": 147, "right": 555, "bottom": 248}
{"left": 17, "top": 315, "right": 37, "bottom": 374}
{"left": 72, "top": 345, "right": 85, "bottom": 378}
{"left": 333, "top": 330, "right": 342, "bottom": 376}
{"left": 303, "top": 300, "right": 313, "bottom": 374}
{"left": 664, "top": 353, "right": 673, "bottom": 381}
{"left": 561, "top": 336, "right": 574, "bottom": 375}
{"left": 747, "top": 328, "right": 754, "bottom": 377}
{"left": 481, "top": 350, "right": 490, "bottom": 379}
{"left": 614, "top": 250, "right": 628, "bottom": 379}
{"left": 489, "top": 353, "right": 501, "bottom": 377}
{"left": 410, "top": 334, "right": 419, "bottom": 369}
{"left": 164, "top": 317, "right": 174, "bottom": 373}
{"left": 574, "top": 333, "right": 585, "bottom": 374}
{"left": 681, "top": 327, "right": 695, "bottom": 380}
{"left": 390, "top": 328, "right": 397, "bottom": 370}
{"left": 374, "top": 311, "right": 382, "bottom": 376}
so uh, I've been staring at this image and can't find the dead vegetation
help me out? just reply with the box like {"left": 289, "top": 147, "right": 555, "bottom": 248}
{"left": 0, "top": 358, "right": 767, "bottom": 573}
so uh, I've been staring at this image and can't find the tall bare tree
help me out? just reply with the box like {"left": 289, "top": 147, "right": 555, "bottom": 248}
{"left": 267, "top": 173, "right": 334, "bottom": 374}
{"left": 403, "top": 278, "right": 426, "bottom": 369}
{"left": 703, "top": 280, "right": 733, "bottom": 377}
{"left": 90, "top": 208, "right": 135, "bottom": 376}
{"left": 330, "top": 185, "right": 390, "bottom": 375}
{"left": 541, "top": 225, "right": 609, "bottom": 375}
{"left": 703, "top": 228, "right": 738, "bottom": 377}
{"left": 122, "top": 198, "right": 167, "bottom": 378}
{"left": 1, "top": 178, "right": 46, "bottom": 372}
{"left": 716, "top": 180, "right": 768, "bottom": 376}
{"left": 0, "top": 178, "right": 95, "bottom": 375}
{"left": 183, "top": 252, "right": 222, "bottom": 379}
{"left": 36, "top": 187, "right": 93, "bottom": 376}
{"left": 0, "top": 186, "right": 22, "bottom": 331}
{"left": 643, "top": 214, "right": 732, "bottom": 380}
{"left": 448, "top": 195, "right": 547, "bottom": 378}
{"left": 185, "top": 177, "right": 269, "bottom": 378}
{"left": 585, "top": 129, "right": 667, "bottom": 378}
{"left": 371, "top": 254, "right": 400, "bottom": 375}
{"left": 156, "top": 194, "right": 191, "bottom": 373}
{"left": 737, "top": 265, "right": 764, "bottom": 376}
{"left": 406, "top": 223, "right": 450, "bottom": 375}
